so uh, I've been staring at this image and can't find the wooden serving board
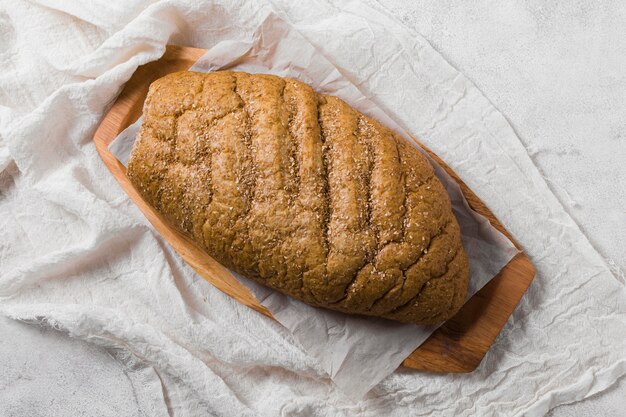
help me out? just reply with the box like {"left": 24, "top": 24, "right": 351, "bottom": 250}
{"left": 94, "top": 45, "right": 535, "bottom": 373}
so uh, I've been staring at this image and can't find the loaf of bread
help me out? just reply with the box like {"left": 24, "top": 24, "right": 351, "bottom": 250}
{"left": 128, "top": 70, "right": 468, "bottom": 325}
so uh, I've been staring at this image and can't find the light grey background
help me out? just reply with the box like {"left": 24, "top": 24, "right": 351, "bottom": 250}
{"left": 1, "top": 1, "right": 624, "bottom": 416}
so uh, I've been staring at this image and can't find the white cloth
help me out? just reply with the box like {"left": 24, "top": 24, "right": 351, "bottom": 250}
{"left": 0, "top": 1, "right": 624, "bottom": 416}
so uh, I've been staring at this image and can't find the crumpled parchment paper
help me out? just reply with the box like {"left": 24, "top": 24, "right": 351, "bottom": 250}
{"left": 109, "top": 13, "right": 518, "bottom": 398}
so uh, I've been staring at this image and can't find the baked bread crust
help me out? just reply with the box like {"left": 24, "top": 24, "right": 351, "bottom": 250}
{"left": 128, "top": 70, "right": 469, "bottom": 325}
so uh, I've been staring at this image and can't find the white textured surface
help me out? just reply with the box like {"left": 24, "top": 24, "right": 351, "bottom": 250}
{"left": 0, "top": 1, "right": 625, "bottom": 416}
{"left": 0, "top": 316, "right": 165, "bottom": 417}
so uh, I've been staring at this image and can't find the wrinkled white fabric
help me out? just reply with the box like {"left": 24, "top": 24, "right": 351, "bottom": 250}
{"left": 0, "top": 1, "right": 625, "bottom": 416}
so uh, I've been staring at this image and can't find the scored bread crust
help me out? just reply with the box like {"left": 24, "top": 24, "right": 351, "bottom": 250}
{"left": 128, "top": 70, "right": 469, "bottom": 325}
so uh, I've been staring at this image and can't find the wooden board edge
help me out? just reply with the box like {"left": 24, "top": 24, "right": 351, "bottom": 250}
{"left": 402, "top": 252, "right": 535, "bottom": 372}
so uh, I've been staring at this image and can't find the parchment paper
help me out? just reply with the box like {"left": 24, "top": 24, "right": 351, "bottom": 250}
{"left": 109, "top": 13, "right": 518, "bottom": 398}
